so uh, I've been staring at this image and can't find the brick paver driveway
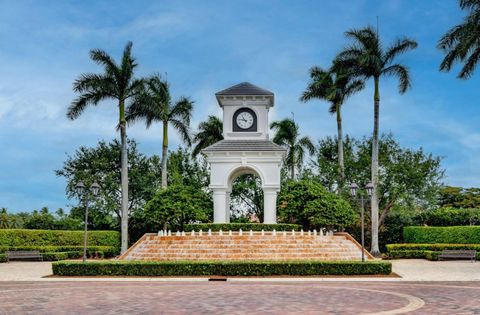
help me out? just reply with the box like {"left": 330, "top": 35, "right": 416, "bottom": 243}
{"left": 0, "top": 281, "right": 479, "bottom": 314}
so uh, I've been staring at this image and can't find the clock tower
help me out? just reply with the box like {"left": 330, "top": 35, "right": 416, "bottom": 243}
{"left": 202, "top": 82, "right": 286, "bottom": 224}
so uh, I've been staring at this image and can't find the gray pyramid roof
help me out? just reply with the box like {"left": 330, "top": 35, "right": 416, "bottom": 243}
{"left": 216, "top": 82, "right": 274, "bottom": 96}
{"left": 202, "top": 140, "right": 286, "bottom": 152}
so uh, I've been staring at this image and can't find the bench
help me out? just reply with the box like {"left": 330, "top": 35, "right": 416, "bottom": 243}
{"left": 438, "top": 250, "right": 476, "bottom": 262}
{"left": 5, "top": 250, "right": 43, "bottom": 262}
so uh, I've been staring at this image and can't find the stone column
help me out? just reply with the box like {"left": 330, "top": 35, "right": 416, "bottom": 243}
{"left": 263, "top": 188, "right": 278, "bottom": 224}
{"left": 225, "top": 190, "right": 231, "bottom": 223}
{"left": 213, "top": 189, "right": 227, "bottom": 223}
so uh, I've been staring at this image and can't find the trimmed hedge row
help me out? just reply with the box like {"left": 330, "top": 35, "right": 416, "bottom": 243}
{"left": 41, "top": 251, "right": 106, "bottom": 261}
{"left": 184, "top": 223, "right": 302, "bottom": 232}
{"left": 387, "top": 250, "right": 441, "bottom": 260}
{"left": 386, "top": 243, "right": 480, "bottom": 261}
{"left": 52, "top": 260, "right": 392, "bottom": 277}
{"left": 387, "top": 243, "right": 480, "bottom": 251}
{"left": 0, "top": 254, "right": 6, "bottom": 263}
{"left": 0, "top": 229, "right": 120, "bottom": 250}
{"left": 0, "top": 245, "right": 117, "bottom": 257}
{"left": 404, "top": 226, "right": 480, "bottom": 244}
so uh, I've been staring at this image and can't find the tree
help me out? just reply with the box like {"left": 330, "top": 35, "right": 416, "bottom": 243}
{"left": 301, "top": 66, "right": 364, "bottom": 189}
{"left": 334, "top": 26, "right": 417, "bottom": 255}
{"left": 167, "top": 147, "right": 210, "bottom": 189}
{"left": 230, "top": 174, "right": 264, "bottom": 221}
{"left": 128, "top": 75, "right": 193, "bottom": 189}
{"left": 438, "top": 186, "right": 480, "bottom": 208}
{"left": 67, "top": 42, "right": 143, "bottom": 253}
{"left": 438, "top": 0, "right": 480, "bottom": 79}
{"left": 278, "top": 179, "right": 356, "bottom": 230}
{"left": 192, "top": 115, "right": 223, "bottom": 156}
{"left": 270, "top": 118, "right": 315, "bottom": 179}
{"left": 314, "top": 134, "right": 444, "bottom": 225}
{"left": 56, "top": 139, "right": 162, "bottom": 231}
{"left": 131, "top": 185, "right": 212, "bottom": 240}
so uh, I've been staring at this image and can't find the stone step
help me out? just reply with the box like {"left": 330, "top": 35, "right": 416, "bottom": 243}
{"left": 120, "top": 232, "right": 371, "bottom": 262}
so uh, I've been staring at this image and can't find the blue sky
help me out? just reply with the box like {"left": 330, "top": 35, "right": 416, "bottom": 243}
{"left": 1, "top": 0, "right": 479, "bottom": 212}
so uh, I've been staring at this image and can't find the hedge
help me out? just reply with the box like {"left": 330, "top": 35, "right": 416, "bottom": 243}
{"left": 0, "top": 245, "right": 117, "bottom": 257}
{"left": 183, "top": 223, "right": 302, "bottom": 232}
{"left": 403, "top": 226, "right": 480, "bottom": 244}
{"left": 414, "top": 207, "right": 480, "bottom": 226}
{"left": 386, "top": 243, "right": 480, "bottom": 261}
{"left": 0, "top": 254, "right": 6, "bottom": 263}
{"left": 52, "top": 260, "right": 392, "bottom": 277}
{"left": 0, "top": 229, "right": 120, "bottom": 250}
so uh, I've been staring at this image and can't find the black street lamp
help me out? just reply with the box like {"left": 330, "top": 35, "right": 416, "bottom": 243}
{"left": 349, "top": 182, "right": 374, "bottom": 262}
{"left": 75, "top": 181, "right": 100, "bottom": 262}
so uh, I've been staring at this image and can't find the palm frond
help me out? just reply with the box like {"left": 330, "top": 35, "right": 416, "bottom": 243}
{"left": 67, "top": 91, "right": 107, "bottom": 120}
{"left": 384, "top": 38, "right": 418, "bottom": 65}
{"left": 381, "top": 64, "right": 411, "bottom": 93}
{"left": 170, "top": 118, "right": 192, "bottom": 146}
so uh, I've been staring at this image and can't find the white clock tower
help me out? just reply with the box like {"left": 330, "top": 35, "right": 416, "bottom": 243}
{"left": 202, "top": 82, "right": 286, "bottom": 224}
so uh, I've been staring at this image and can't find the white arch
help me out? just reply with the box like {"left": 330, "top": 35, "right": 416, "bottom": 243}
{"left": 225, "top": 164, "right": 266, "bottom": 190}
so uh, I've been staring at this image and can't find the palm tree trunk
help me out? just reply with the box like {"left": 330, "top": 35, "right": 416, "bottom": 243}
{"left": 370, "top": 77, "right": 381, "bottom": 256}
{"left": 119, "top": 100, "right": 129, "bottom": 254}
{"left": 336, "top": 102, "right": 345, "bottom": 191}
{"left": 161, "top": 120, "right": 168, "bottom": 189}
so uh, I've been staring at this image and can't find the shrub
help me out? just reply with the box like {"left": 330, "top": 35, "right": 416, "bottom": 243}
{"left": 184, "top": 223, "right": 302, "bottom": 232}
{"left": 413, "top": 207, "right": 480, "bottom": 226}
{"left": 130, "top": 185, "right": 213, "bottom": 241}
{"left": 0, "top": 229, "right": 120, "bottom": 251}
{"left": 386, "top": 244, "right": 480, "bottom": 260}
{"left": 0, "top": 245, "right": 116, "bottom": 257}
{"left": 0, "top": 254, "right": 6, "bottom": 263}
{"left": 278, "top": 180, "right": 356, "bottom": 230}
{"left": 403, "top": 226, "right": 480, "bottom": 244}
{"left": 41, "top": 251, "right": 105, "bottom": 261}
{"left": 52, "top": 260, "right": 392, "bottom": 276}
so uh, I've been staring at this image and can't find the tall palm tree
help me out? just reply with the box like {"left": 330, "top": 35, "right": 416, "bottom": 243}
{"left": 334, "top": 26, "right": 417, "bottom": 256}
{"left": 128, "top": 74, "right": 193, "bottom": 188}
{"left": 192, "top": 115, "right": 223, "bottom": 156}
{"left": 270, "top": 118, "right": 315, "bottom": 180}
{"left": 67, "top": 42, "right": 143, "bottom": 254}
{"left": 300, "top": 66, "right": 364, "bottom": 190}
{"left": 438, "top": 0, "right": 480, "bottom": 79}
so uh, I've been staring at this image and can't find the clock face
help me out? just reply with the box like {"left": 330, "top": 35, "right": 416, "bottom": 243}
{"left": 236, "top": 111, "right": 254, "bottom": 129}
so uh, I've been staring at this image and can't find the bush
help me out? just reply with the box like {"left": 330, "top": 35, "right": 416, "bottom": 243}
{"left": 414, "top": 207, "right": 480, "bottom": 226}
{"left": 0, "top": 229, "right": 120, "bottom": 251}
{"left": 386, "top": 243, "right": 480, "bottom": 260}
{"left": 130, "top": 185, "right": 213, "bottom": 241}
{"left": 184, "top": 223, "right": 302, "bottom": 232}
{"left": 0, "top": 254, "right": 6, "bottom": 263}
{"left": 52, "top": 260, "right": 392, "bottom": 276}
{"left": 278, "top": 180, "right": 356, "bottom": 230}
{"left": 41, "top": 251, "right": 105, "bottom": 261}
{"left": 0, "top": 245, "right": 117, "bottom": 257}
{"left": 404, "top": 226, "right": 480, "bottom": 244}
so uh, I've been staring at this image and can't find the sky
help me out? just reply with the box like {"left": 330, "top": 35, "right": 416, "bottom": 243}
{"left": 1, "top": 0, "right": 479, "bottom": 212}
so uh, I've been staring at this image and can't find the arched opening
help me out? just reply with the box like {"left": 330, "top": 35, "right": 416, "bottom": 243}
{"left": 227, "top": 167, "right": 264, "bottom": 223}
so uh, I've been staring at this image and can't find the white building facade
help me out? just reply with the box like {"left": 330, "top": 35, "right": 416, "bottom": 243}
{"left": 202, "top": 82, "right": 286, "bottom": 224}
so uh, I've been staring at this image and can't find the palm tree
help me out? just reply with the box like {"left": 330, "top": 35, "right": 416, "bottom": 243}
{"left": 192, "top": 115, "right": 223, "bottom": 156}
{"left": 438, "top": 0, "right": 480, "bottom": 78}
{"left": 67, "top": 41, "right": 143, "bottom": 254}
{"left": 300, "top": 66, "right": 364, "bottom": 190}
{"left": 128, "top": 74, "right": 193, "bottom": 188}
{"left": 334, "top": 26, "right": 417, "bottom": 256}
{"left": 270, "top": 118, "right": 315, "bottom": 180}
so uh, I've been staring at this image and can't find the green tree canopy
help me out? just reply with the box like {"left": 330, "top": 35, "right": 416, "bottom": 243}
{"left": 312, "top": 134, "right": 444, "bottom": 224}
{"left": 439, "top": 186, "right": 480, "bottom": 208}
{"left": 55, "top": 139, "right": 162, "bottom": 230}
{"left": 278, "top": 179, "right": 355, "bottom": 230}
{"left": 131, "top": 185, "right": 212, "bottom": 240}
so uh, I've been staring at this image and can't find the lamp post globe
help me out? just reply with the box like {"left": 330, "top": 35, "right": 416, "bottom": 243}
{"left": 91, "top": 182, "right": 100, "bottom": 197}
{"left": 365, "top": 182, "right": 374, "bottom": 197}
{"left": 75, "top": 181, "right": 85, "bottom": 196}
{"left": 349, "top": 182, "right": 359, "bottom": 197}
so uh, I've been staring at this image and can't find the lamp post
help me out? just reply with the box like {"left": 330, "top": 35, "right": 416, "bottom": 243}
{"left": 349, "top": 182, "right": 374, "bottom": 262}
{"left": 75, "top": 181, "right": 100, "bottom": 263}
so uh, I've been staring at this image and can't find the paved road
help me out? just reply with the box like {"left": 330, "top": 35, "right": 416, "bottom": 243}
{"left": 1, "top": 281, "right": 479, "bottom": 314}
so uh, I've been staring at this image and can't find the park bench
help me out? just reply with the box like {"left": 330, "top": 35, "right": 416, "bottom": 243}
{"left": 438, "top": 250, "right": 476, "bottom": 262}
{"left": 5, "top": 250, "right": 43, "bottom": 262}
